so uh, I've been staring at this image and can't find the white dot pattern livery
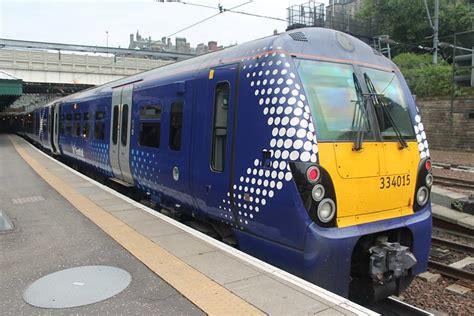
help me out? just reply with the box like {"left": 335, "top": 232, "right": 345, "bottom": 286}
{"left": 413, "top": 107, "right": 430, "bottom": 159}
{"left": 219, "top": 48, "right": 319, "bottom": 228}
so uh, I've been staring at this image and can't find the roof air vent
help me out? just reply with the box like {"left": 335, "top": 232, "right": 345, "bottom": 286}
{"left": 288, "top": 32, "right": 308, "bottom": 42}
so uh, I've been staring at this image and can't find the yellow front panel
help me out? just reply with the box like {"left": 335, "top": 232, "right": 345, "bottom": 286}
{"left": 318, "top": 142, "right": 420, "bottom": 227}
{"left": 333, "top": 143, "right": 381, "bottom": 178}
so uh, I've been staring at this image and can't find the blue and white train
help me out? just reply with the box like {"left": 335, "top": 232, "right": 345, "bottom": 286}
{"left": 16, "top": 28, "right": 433, "bottom": 303}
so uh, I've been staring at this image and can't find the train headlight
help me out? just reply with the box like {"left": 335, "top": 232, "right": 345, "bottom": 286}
{"left": 317, "top": 198, "right": 336, "bottom": 223}
{"left": 416, "top": 186, "right": 429, "bottom": 206}
{"left": 425, "top": 173, "right": 433, "bottom": 187}
{"left": 312, "top": 184, "right": 325, "bottom": 202}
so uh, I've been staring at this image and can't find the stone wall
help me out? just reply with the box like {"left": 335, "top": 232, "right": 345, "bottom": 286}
{"left": 417, "top": 97, "right": 474, "bottom": 152}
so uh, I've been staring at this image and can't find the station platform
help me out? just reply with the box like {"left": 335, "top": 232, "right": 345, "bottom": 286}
{"left": 0, "top": 134, "right": 375, "bottom": 315}
{"left": 431, "top": 186, "right": 474, "bottom": 231}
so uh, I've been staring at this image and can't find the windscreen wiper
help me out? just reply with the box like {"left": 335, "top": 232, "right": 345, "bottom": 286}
{"left": 352, "top": 73, "right": 368, "bottom": 151}
{"left": 364, "top": 74, "right": 408, "bottom": 150}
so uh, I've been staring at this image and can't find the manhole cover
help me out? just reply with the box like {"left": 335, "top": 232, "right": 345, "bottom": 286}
{"left": 23, "top": 266, "right": 131, "bottom": 308}
{"left": 0, "top": 210, "right": 13, "bottom": 231}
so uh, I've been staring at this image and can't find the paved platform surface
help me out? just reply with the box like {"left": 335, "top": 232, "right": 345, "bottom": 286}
{"left": 0, "top": 135, "right": 203, "bottom": 315}
{"left": 0, "top": 134, "right": 374, "bottom": 315}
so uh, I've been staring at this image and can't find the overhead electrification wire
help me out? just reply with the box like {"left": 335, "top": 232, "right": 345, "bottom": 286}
{"left": 222, "top": 8, "right": 286, "bottom": 22}
{"left": 165, "top": 11, "right": 223, "bottom": 38}
{"left": 164, "top": 1, "right": 254, "bottom": 38}
{"left": 160, "top": 0, "right": 286, "bottom": 34}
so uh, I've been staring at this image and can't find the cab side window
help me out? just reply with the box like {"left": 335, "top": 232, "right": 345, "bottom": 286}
{"left": 211, "top": 82, "right": 230, "bottom": 172}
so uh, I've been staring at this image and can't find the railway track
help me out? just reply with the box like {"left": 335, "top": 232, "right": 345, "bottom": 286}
{"left": 367, "top": 296, "right": 433, "bottom": 316}
{"left": 429, "top": 235, "right": 474, "bottom": 282}
{"left": 433, "top": 175, "right": 474, "bottom": 191}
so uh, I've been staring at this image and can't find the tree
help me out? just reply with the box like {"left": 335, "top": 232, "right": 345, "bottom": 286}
{"left": 393, "top": 53, "right": 452, "bottom": 97}
{"left": 358, "top": 0, "right": 472, "bottom": 54}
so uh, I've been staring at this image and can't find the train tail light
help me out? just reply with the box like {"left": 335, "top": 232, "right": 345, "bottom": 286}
{"left": 306, "top": 166, "right": 320, "bottom": 183}
{"left": 290, "top": 162, "right": 337, "bottom": 227}
{"left": 425, "top": 160, "right": 432, "bottom": 171}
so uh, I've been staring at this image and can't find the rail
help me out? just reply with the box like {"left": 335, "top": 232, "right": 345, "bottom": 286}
{"left": 434, "top": 176, "right": 474, "bottom": 191}
{"left": 367, "top": 296, "right": 433, "bottom": 316}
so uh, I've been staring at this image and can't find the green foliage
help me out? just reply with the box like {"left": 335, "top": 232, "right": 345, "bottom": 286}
{"left": 393, "top": 53, "right": 452, "bottom": 97}
{"left": 358, "top": 0, "right": 472, "bottom": 53}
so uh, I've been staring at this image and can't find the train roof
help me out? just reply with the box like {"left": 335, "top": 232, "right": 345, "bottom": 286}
{"left": 55, "top": 27, "right": 396, "bottom": 104}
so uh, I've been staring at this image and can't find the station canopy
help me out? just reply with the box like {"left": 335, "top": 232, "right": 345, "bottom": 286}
{"left": 0, "top": 70, "right": 23, "bottom": 110}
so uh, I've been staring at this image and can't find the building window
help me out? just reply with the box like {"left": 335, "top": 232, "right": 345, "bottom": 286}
{"left": 211, "top": 82, "right": 230, "bottom": 172}
{"left": 139, "top": 104, "right": 161, "bottom": 148}
{"left": 169, "top": 102, "right": 183, "bottom": 151}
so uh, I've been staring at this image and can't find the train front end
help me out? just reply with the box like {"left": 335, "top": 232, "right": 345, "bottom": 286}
{"left": 280, "top": 29, "right": 433, "bottom": 302}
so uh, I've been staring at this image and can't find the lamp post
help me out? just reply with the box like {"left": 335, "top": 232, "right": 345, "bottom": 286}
{"left": 106, "top": 31, "right": 109, "bottom": 48}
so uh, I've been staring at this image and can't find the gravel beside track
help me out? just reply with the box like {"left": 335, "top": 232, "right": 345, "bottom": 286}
{"left": 430, "top": 150, "right": 474, "bottom": 169}
{"left": 432, "top": 228, "right": 474, "bottom": 247}
{"left": 400, "top": 277, "right": 474, "bottom": 315}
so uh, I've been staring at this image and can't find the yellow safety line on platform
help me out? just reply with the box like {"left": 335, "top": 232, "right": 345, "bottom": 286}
{"left": 10, "top": 136, "right": 264, "bottom": 316}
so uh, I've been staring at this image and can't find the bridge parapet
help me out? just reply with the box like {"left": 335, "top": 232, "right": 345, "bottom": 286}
{"left": 0, "top": 48, "right": 173, "bottom": 85}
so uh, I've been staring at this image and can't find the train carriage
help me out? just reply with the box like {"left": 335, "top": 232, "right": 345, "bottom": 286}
{"left": 19, "top": 27, "right": 432, "bottom": 303}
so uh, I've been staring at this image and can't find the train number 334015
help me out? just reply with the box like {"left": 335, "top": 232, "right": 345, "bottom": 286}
{"left": 379, "top": 175, "right": 410, "bottom": 189}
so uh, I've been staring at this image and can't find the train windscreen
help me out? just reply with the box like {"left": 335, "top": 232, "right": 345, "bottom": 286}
{"left": 361, "top": 67, "right": 416, "bottom": 140}
{"left": 296, "top": 59, "right": 374, "bottom": 142}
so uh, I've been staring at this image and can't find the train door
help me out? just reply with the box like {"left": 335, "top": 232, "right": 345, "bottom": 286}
{"left": 109, "top": 85, "right": 134, "bottom": 184}
{"left": 192, "top": 64, "right": 239, "bottom": 221}
{"left": 49, "top": 103, "right": 60, "bottom": 154}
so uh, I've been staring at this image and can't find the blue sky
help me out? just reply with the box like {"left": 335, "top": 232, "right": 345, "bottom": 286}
{"left": 0, "top": 0, "right": 329, "bottom": 48}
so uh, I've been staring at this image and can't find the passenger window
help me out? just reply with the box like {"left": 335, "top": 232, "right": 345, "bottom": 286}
{"left": 211, "top": 82, "right": 230, "bottom": 172}
{"left": 121, "top": 104, "right": 129, "bottom": 146}
{"left": 94, "top": 111, "right": 106, "bottom": 140}
{"left": 82, "top": 112, "right": 90, "bottom": 138}
{"left": 140, "top": 105, "right": 161, "bottom": 119}
{"left": 169, "top": 102, "right": 183, "bottom": 151}
{"left": 66, "top": 113, "right": 72, "bottom": 135}
{"left": 139, "top": 104, "right": 161, "bottom": 148}
{"left": 74, "top": 113, "right": 81, "bottom": 137}
{"left": 82, "top": 123, "right": 90, "bottom": 138}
